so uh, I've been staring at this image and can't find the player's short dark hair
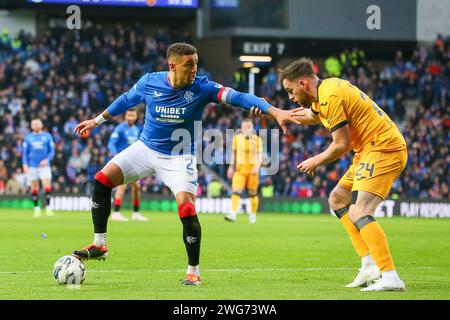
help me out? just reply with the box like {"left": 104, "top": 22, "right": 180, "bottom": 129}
{"left": 242, "top": 117, "right": 253, "bottom": 124}
{"left": 167, "top": 43, "right": 197, "bottom": 60}
{"left": 279, "top": 58, "right": 315, "bottom": 82}
{"left": 126, "top": 108, "right": 137, "bottom": 113}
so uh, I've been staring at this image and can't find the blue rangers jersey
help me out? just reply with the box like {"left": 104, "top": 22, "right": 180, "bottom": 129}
{"left": 22, "top": 132, "right": 55, "bottom": 168}
{"left": 108, "top": 122, "right": 141, "bottom": 155}
{"left": 105, "top": 71, "right": 272, "bottom": 155}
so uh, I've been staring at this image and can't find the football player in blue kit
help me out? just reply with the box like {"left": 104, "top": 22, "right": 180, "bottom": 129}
{"left": 108, "top": 109, "right": 148, "bottom": 222}
{"left": 72, "top": 43, "right": 299, "bottom": 285}
{"left": 22, "top": 118, "right": 55, "bottom": 217}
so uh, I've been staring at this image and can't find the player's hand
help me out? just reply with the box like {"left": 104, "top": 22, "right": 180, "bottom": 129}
{"left": 250, "top": 97, "right": 275, "bottom": 118}
{"left": 290, "top": 106, "right": 312, "bottom": 124}
{"left": 268, "top": 107, "right": 302, "bottom": 134}
{"left": 39, "top": 159, "right": 48, "bottom": 167}
{"left": 22, "top": 165, "right": 29, "bottom": 174}
{"left": 251, "top": 166, "right": 260, "bottom": 175}
{"left": 74, "top": 119, "right": 97, "bottom": 137}
{"left": 227, "top": 166, "right": 234, "bottom": 180}
{"left": 291, "top": 106, "right": 308, "bottom": 117}
{"left": 250, "top": 106, "right": 263, "bottom": 117}
{"left": 297, "top": 157, "right": 318, "bottom": 176}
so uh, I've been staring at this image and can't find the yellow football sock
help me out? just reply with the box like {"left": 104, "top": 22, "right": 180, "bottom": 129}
{"left": 339, "top": 212, "right": 370, "bottom": 258}
{"left": 231, "top": 193, "right": 240, "bottom": 213}
{"left": 250, "top": 195, "right": 259, "bottom": 214}
{"left": 357, "top": 216, "right": 395, "bottom": 272}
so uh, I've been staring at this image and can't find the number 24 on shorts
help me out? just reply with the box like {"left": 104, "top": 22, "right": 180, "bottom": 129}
{"left": 356, "top": 162, "right": 375, "bottom": 180}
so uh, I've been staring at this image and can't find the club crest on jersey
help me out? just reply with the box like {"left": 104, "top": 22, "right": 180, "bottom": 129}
{"left": 184, "top": 91, "right": 194, "bottom": 102}
{"left": 154, "top": 90, "right": 163, "bottom": 98}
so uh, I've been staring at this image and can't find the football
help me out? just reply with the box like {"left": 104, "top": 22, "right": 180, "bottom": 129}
{"left": 80, "top": 129, "right": 91, "bottom": 138}
{"left": 53, "top": 255, "right": 86, "bottom": 285}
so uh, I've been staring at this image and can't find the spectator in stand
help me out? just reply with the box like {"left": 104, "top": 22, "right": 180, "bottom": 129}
{"left": 0, "top": 159, "right": 7, "bottom": 194}
{"left": 324, "top": 55, "right": 342, "bottom": 77}
{"left": 0, "top": 24, "right": 448, "bottom": 200}
{"left": 5, "top": 170, "right": 27, "bottom": 195}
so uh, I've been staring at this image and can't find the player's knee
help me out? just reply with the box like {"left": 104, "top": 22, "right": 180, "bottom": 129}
{"left": 328, "top": 189, "right": 346, "bottom": 210}
{"left": 100, "top": 162, "right": 124, "bottom": 186}
{"left": 178, "top": 201, "right": 196, "bottom": 219}
{"left": 131, "top": 183, "right": 140, "bottom": 191}
{"left": 94, "top": 171, "right": 115, "bottom": 189}
{"left": 328, "top": 192, "right": 337, "bottom": 210}
{"left": 232, "top": 189, "right": 243, "bottom": 195}
{"left": 248, "top": 190, "right": 257, "bottom": 197}
{"left": 114, "top": 189, "right": 125, "bottom": 198}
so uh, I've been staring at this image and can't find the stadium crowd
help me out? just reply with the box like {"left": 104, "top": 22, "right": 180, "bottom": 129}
{"left": 0, "top": 24, "right": 448, "bottom": 200}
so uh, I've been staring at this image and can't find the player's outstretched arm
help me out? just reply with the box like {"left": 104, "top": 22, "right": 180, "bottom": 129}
{"left": 250, "top": 105, "right": 320, "bottom": 126}
{"left": 74, "top": 111, "right": 112, "bottom": 137}
{"left": 218, "top": 87, "right": 301, "bottom": 134}
{"left": 75, "top": 74, "right": 147, "bottom": 137}
{"left": 291, "top": 106, "right": 321, "bottom": 125}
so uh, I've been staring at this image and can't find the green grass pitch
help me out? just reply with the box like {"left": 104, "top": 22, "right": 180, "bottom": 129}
{"left": 0, "top": 209, "right": 449, "bottom": 300}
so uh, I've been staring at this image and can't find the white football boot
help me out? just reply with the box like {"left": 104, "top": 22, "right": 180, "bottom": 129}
{"left": 132, "top": 212, "right": 148, "bottom": 222}
{"left": 45, "top": 207, "right": 54, "bottom": 217}
{"left": 111, "top": 212, "right": 129, "bottom": 222}
{"left": 224, "top": 213, "right": 236, "bottom": 222}
{"left": 249, "top": 213, "right": 257, "bottom": 224}
{"left": 345, "top": 264, "right": 381, "bottom": 288}
{"left": 361, "top": 275, "right": 405, "bottom": 292}
{"left": 34, "top": 207, "right": 41, "bottom": 218}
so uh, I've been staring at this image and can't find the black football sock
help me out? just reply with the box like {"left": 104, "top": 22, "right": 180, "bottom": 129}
{"left": 92, "top": 179, "right": 112, "bottom": 233}
{"left": 44, "top": 188, "right": 51, "bottom": 207}
{"left": 181, "top": 215, "right": 202, "bottom": 266}
{"left": 31, "top": 190, "right": 39, "bottom": 207}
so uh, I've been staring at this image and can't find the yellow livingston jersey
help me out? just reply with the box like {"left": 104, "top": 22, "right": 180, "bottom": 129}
{"left": 232, "top": 132, "right": 263, "bottom": 174}
{"left": 311, "top": 78, "right": 406, "bottom": 154}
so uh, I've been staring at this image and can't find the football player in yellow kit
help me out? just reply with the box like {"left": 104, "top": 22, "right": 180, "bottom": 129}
{"left": 253, "top": 58, "right": 407, "bottom": 291}
{"left": 225, "top": 118, "right": 263, "bottom": 223}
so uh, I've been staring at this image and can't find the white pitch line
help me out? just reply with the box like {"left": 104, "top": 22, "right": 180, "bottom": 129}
{"left": 0, "top": 266, "right": 445, "bottom": 275}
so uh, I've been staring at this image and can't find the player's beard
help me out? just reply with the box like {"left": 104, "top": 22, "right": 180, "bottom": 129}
{"left": 297, "top": 90, "right": 314, "bottom": 107}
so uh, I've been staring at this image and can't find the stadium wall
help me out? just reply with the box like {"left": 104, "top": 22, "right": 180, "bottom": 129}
{"left": 202, "top": 0, "right": 417, "bottom": 41}
{"left": 417, "top": 0, "right": 450, "bottom": 41}
{"left": 0, "top": 9, "right": 36, "bottom": 36}
{"left": 194, "top": 36, "right": 237, "bottom": 86}
{"left": 0, "top": 196, "right": 448, "bottom": 218}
